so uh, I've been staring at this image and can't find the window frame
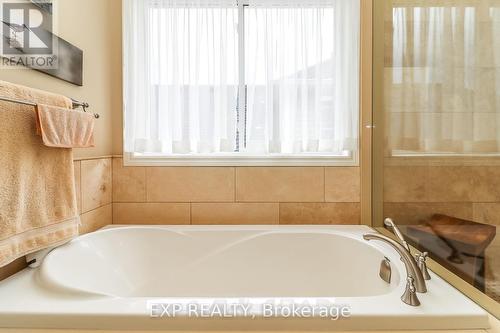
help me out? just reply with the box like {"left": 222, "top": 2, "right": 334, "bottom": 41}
{"left": 123, "top": 0, "right": 363, "bottom": 167}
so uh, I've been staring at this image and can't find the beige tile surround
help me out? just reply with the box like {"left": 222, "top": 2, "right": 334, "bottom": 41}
{"left": 191, "top": 203, "right": 280, "bottom": 225}
{"left": 75, "top": 158, "right": 113, "bottom": 233}
{"left": 383, "top": 163, "right": 500, "bottom": 226}
{"left": 112, "top": 158, "right": 362, "bottom": 226}
{"left": 81, "top": 159, "right": 112, "bottom": 212}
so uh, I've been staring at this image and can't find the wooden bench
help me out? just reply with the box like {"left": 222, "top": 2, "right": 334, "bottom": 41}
{"left": 404, "top": 214, "right": 496, "bottom": 291}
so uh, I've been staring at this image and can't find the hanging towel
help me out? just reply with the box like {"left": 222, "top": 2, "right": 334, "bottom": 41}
{"left": 0, "top": 80, "right": 79, "bottom": 268}
{"left": 35, "top": 104, "right": 95, "bottom": 148}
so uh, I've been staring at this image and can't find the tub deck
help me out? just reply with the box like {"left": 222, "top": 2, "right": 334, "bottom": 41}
{"left": 0, "top": 225, "right": 490, "bottom": 331}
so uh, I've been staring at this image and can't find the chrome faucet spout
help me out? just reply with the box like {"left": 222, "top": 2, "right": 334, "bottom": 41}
{"left": 363, "top": 233, "right": 427, "bottom": 294}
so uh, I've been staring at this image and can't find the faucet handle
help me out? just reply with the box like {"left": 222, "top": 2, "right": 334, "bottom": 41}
{"left": 401, "top": 277, "right": 420, "bottom": 306}
{"left": 417, "top": 252, "right": 431, "bottom": 280}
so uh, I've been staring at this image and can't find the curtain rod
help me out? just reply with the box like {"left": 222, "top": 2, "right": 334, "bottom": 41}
{"left": 0, "top": 96, "right": 100, "bottom": 119}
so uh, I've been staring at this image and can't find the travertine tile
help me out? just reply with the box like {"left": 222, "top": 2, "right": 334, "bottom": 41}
{"left": 147, "top": 167, "right": 234, "bottom": 202}
{"left": 81, "top": 158, "right": 112, "bottom": 212}
{"left": 79, "top": 204, "right": 112, "bottom": 234}
{"left": 384, "top": 166, "right": 427, "bottom": 203}
{"left": 471, "top": 167, "right": 500, "bottom": 203}
{"left": 112, "top": 158, "right": 146, "bottom": 202}
{"left": 325, "top": 167, "right": 360, "bottom": 202}
{"left": 192, "top": 203, "right": 279, "bottom": 225}
{"left": 473, "top": 203, "right": 500, "bottom": 226}
{"left": 384, "top": 203, "right": 474, "bottom": 226}
{"left": 426, "top": 166, "right": 474, "bottom": 202}
{"left": 73, "top": 160, "right": 81, "bottom": 214}
{"left": 279, "top": 203, "right": 360, "bottom": 225}
{"left": 113, "top": 203, "right": 190, "bottom": 225}
{"left": 236, "top": 167, "right": 324, "bottom": 202}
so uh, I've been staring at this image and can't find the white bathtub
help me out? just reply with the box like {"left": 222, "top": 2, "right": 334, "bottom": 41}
{"left": 0, "top": 225, "right": 489, "bottom": 331}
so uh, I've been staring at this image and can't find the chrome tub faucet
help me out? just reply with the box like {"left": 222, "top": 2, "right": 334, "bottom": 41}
{"left": 384, "top": 218, "right": 431, "bottom": 281}
{"left": 363, "top": 233, "right": 427, "bottom": 306}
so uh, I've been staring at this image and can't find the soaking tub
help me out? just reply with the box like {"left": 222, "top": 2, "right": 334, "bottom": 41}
{"left": 0, "top": 225, "right": 490, "bottom": 331}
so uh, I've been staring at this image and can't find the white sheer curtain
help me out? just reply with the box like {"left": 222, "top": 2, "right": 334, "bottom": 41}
{"left": 124, "top": 0, "right": 239, "bottom": 154}
{"left": 387, "top": 1, "right": 500, "bottom": 154}
{"left": 124, "top": 0, "right": 360, "bottom": 156}
{"left": 244, "top": 0, "right": 360, "bottom": 154}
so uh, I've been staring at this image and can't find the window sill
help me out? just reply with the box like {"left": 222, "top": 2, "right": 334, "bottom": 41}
{"left": 123, "top": 152, "right": 359, "bottom": 167}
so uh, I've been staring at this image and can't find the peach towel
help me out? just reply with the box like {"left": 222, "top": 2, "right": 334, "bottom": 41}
{"left": 35, "top": 104, "right": 95, "bottom": 148}
{"left": 0, "top": 80, "right": 79, "bottom": 268}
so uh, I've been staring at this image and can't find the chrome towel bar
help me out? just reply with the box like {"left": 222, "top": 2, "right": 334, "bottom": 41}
{"left": 0, "top": 96, "right": 99, "bottom": 119}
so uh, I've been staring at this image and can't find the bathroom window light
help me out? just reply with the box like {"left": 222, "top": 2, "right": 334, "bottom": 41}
{"left": 123, "top": 0, "right": 360, "bottom": 166}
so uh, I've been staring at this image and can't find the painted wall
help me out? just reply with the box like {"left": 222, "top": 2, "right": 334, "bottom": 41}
{"left": 0, "top": 0, "right": 122, "bottom": 159}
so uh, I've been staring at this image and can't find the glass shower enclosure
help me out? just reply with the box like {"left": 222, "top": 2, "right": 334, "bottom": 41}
{"left": 373, "top": 0, "right": 500, "bottom": 310}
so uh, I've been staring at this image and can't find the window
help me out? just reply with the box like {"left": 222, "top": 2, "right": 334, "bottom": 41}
{"left": 123, "top": 0, "right": 360, "bottom": 165}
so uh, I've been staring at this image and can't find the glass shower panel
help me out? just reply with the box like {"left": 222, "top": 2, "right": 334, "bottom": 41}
{"left": 378, "top": 0, "right": 500, "bottom": 303}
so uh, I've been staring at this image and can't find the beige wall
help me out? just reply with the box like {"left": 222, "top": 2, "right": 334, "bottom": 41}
{"left": 0, "top": 0, "right": 122, "bottom": 159}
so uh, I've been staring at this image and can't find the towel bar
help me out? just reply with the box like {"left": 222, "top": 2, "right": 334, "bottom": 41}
{"left": 0, "top": 96, "right": 99, "bottom": 119}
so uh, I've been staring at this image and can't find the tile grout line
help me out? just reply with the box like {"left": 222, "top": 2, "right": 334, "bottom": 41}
{"left": 111, "top": 201, "right": 361, "bottom": 204}
{"left": 189, "top": 203, "right": 192, "bottom": 225}
{"left": 324, "top": 167, "right": 327, "bottom": 202}
{"left": 278, "top": 201, "right": 281, "bottom": 225}
{"left": 80, "top": 202, "right": 113, "bottom": 216}
{"left": 233, "top": 167, "right": 237, "bottom": 202}
{"left": 78, "top": 161, "right": 82, "bottom": 216}
{"left": 145, "top": 167, "right": 149, "bottom": 203}
{"left": 110, "top": 158, "right": 114, "bottom": 224}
